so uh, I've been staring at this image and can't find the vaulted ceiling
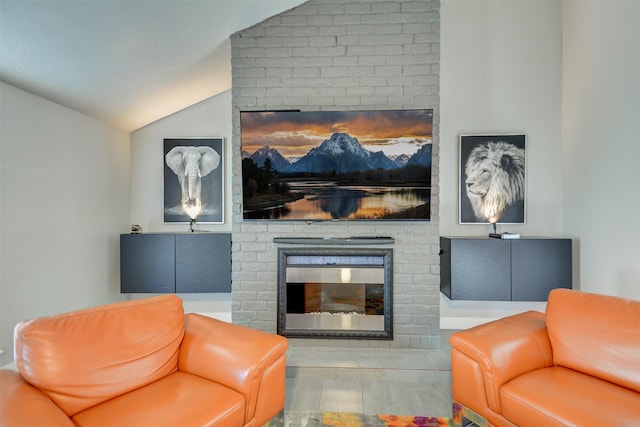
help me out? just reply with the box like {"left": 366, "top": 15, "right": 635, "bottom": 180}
{"left": 0, "top": 0, "right": 307, "bottom": 131}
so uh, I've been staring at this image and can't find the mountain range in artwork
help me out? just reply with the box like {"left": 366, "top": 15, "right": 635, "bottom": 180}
{"left": 243, "top": 132, "right": 432, "bottom": 173}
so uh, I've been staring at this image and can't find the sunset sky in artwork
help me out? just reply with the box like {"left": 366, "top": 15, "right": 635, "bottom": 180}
{"left": 240, "top": 110, "right": 433, "bottom": 158}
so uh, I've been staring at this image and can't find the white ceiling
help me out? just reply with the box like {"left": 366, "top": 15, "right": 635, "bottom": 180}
{"left": 0, "top": 0, "right": 307, "bottom": 131}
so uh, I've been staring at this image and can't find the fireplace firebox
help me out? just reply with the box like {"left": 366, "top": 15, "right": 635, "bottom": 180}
{"left": 277, "top": 247, "right": 393, "bottom": 339}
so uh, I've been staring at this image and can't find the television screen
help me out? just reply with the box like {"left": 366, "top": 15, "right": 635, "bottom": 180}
{"left": 240, "top": 109, "right": 432, "bottom": 221}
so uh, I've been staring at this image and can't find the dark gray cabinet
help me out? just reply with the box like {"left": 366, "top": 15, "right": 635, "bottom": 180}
{"left": 120, "top": 233, "right": 231, "bottom": 293}
{"left": 440, "top": 237, "right": 572, "bottom": 301}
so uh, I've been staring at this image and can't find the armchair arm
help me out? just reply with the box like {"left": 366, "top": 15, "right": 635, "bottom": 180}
{"left": 178, "top": 314, "right": 288, "bottom": 426}
{"left": 1, "top": 369, "right": 75, "bottom": 427}
{"left": 449, "top": 311, "right": 553, "bottom": 417}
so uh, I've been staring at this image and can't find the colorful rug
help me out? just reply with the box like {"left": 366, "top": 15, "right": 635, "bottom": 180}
{"left": 265, "top": 411, "right": 459, "bottom": 427}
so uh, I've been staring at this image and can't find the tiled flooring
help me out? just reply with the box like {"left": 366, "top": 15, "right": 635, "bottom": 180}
{"left": 284, "top": 333, "right": 455, "bottom": 418}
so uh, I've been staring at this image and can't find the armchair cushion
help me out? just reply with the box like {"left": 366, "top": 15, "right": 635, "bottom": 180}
{"left": 14, "top": 295, "right": 184, "bottom": 416}
{"left": 71, "top": 372, "right": 245, "bottom": 427}
{"left": 501, "top": 367, "right": 640, "bottom": 427}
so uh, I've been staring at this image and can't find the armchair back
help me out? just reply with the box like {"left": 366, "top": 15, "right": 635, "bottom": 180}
{"left": 14, "top": 295, "right": 185, "bottom": 416}
{"left": 546, "top": 289, "right": 640, "bottom": 392}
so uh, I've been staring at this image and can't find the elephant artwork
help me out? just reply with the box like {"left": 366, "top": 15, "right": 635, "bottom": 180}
{"left": 163, "top": 138, "right": 224, "bottom": 223}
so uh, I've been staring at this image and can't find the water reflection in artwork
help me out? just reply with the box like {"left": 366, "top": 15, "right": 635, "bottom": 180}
{"left": 244, "top": 183, "right": 429, "bottom": 220}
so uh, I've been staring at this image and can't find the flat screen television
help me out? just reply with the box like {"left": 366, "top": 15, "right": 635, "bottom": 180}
{"left": 240, "top": 109, "right": 433, "bottom": 221}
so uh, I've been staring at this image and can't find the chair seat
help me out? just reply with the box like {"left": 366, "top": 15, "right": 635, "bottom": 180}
{"left": 501, "top": 367, "right": 640, "bottom": 427}
{"left": 72, "top": 371, "right": 246, "bottom": 427}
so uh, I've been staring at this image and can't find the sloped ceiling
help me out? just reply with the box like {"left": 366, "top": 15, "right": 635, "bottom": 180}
{"left": 0, "top": 0, "right": 307, "bottom": 131}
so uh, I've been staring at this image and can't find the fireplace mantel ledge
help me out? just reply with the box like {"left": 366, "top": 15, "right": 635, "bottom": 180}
{"left": 273, "top": 237, "right": 394, "bottom": 245}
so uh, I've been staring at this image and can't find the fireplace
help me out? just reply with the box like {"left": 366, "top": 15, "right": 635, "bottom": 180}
{"left": 277, "top": 247, "right": 393, "bottom": 339}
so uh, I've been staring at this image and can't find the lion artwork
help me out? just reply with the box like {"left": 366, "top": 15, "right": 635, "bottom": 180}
{"left": 464, "top": 141, "right": 525, "bottom": 223}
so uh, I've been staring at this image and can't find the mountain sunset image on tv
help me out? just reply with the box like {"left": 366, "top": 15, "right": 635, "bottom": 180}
{"left": 240, "top": 109, "right": 433, "bottom": 221}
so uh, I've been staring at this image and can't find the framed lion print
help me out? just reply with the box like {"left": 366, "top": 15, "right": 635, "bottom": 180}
{"left": 459, "top": 134, "right": 526, "bottom": 224}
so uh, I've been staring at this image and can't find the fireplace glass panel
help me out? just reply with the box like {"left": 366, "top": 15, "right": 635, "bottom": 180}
{"left": 278, "top": 248, "right": 392, "bottom": 339}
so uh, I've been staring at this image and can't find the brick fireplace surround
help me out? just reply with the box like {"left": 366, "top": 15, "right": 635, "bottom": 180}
{"left": 231, "top": 0, "right": 441, "bottom": 350}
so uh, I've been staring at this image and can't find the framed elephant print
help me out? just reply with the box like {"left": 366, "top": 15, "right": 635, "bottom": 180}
{"left": 459, "top": 134, "right": 526, "bottom": 224}
{"left": 164, "top": 137, "right": 224, "bottom": 224}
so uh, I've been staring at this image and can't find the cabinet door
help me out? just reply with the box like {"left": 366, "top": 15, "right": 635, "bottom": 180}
{"left": 175, "top": 234, "right": 231, "bottom": 293}
{"left": 439, "top": 237, "right": 453, "bottom": 299}
{"left": 511, "top": 239, "right": 572, "bottom": 301}
{"left": 449, "top": 239, "right": 511, "bottom": 301}
{"left": 120, "top": 234, "right": 175, "bottom": 293}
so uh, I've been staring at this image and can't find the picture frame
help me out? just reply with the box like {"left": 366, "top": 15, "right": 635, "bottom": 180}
{"left": 240, "top": 109, "right": 433, "bottom": 221}
{"left": 459, "top": 134, "right": 526, "bottom": 224}
{"left": 163, "top": 137, "right": 224, "bottom": 224}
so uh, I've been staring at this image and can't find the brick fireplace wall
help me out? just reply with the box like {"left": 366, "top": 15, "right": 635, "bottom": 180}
{"left": 230, "top": 0, "right": 441, "bottom": 349}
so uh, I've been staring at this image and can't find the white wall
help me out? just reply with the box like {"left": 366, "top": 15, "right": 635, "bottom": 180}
{"left": 129, "top": 90, "right": 233, "bottom": 316}
{"left": 0, "top": 82, "right": 131, "bottom": 364}
{"left": 562, "top": 0, "right": 640, "bottom": 300}
{"left": 439, "top": 0, "right": 563, "bottom": 327}
{"left": 440, "top": 0, "right": 563, "bottom": 240}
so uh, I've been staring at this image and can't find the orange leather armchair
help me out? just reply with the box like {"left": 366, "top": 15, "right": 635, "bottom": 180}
{"left": 450, "top": 289, "right": 640, "bottom": 427}
{"left": 0, "top": 295, "right": 288, "bottom": 427}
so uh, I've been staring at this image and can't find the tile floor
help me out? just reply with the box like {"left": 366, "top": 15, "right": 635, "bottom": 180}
{"left": 284, "top": 332, "right": 455, "bottom": 418}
